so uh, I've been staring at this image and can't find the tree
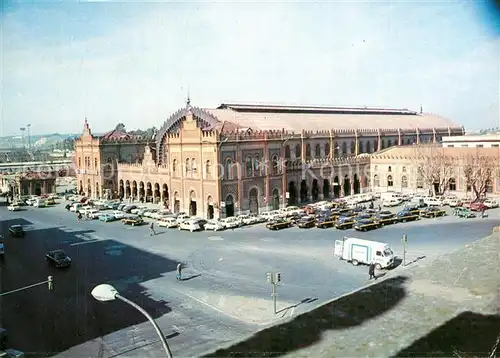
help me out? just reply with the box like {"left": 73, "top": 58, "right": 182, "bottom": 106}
{"left": 115, "top": 123, "right": 126, "bottom": 132}
{"left": 413, "top": 145, "right": 455, "bottom": 196}
{"left": 462, "top": 153, "right": 494, "bottom": 201}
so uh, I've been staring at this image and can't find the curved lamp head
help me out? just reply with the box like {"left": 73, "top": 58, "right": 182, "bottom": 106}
{"left": 91, "top": 284, "right": 119, "bottom": 302}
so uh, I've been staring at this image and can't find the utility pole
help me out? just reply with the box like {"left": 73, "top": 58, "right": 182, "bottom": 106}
{"left": 402, "top": 233, "right": 407, "bottom": 267}
{"left": 20, "top": 127, "right": 25, "bottom": 149}
{"left": 266, "top": 272, "right": 281, "bottom": 314}
{"left": 26, "top": 124, "right": 31, "bottom": 150}
{"left": 0, "top": 276, "right": 53, "bottom": 296}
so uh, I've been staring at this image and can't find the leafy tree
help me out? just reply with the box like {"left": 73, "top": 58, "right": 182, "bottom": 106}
{"left": 115, "top": 123, "right": 126, "bottom": 132}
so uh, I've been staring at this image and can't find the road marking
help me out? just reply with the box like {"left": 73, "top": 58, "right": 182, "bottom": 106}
{"left": 208, "top": 236, "right": 224, "bottom": 241}
{"left": 70, "top": 239, "right": 99, "bottom": 246}
{"left": 218, "top": 257, "right": 223, "bottom": 261}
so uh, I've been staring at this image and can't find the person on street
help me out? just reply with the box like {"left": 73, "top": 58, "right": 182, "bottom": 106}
{"left": 77, "top": 212, "right": 82, "bottom": 222}
{"left": 368, "top": 261, "right": 376, "bottom": 280}
{"left": 149, "top": 222, "right": 156, "bottom": 236}
{"left": 176, "top": 263, "right": 182, "bottom": 281}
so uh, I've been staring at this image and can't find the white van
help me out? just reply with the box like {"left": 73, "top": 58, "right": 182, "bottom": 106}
{"left": 158, "top": 217, "right": 178, "bottom": 228}
{"left": 34, "top": 198, "right": 47, "bottom": 208}
{"left": 334, "top": 237, "right": 395, "bottom": 269}
{"left": 424, "top": 197, "right": 441, "bottom": 206}
{"left": 484, "top": 199, "right": 499, "bottom": 209}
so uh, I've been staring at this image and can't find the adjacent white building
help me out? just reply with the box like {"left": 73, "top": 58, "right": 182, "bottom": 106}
{"left": 442, "top": 134, "right": 500, "bottom": 148}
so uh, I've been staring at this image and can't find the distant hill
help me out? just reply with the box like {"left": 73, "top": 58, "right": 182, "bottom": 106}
{"left": 0, "top": 133, "right": 79, "bottom": 150}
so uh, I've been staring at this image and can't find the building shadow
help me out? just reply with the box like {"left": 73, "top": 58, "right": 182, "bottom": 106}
{"left": 276, "top": 297, "right": 318, "bottom": 315}
{"left": 0, "top": 218, "right": 178, "bottom": 357}
{"left": 204, "top": 276, "right": 408, "bottom": 357}
{"left": 181, "top": 274, "right": 201, "bottom": 282}
{"left": 396, "top": 311, "right": 500, "bottom": 357}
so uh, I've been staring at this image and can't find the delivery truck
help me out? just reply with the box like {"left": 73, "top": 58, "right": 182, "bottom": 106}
{"left": 334, "top": 237, "right": 395, "bottom": 269}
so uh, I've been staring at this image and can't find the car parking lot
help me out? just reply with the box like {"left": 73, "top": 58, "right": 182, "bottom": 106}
{"left": 1, "top": 194, "right": 499, "bottom": 357}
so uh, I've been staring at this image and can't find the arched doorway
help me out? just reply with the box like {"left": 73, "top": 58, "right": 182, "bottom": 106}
{"left": 96, "top": 182, "right": 100, "bottom": 198}
{"left": 146, "top": 182, "right": 153, "bottom": 202}
{"left": 272, "top": 189, "right": 280, "bottom": 210}
{"left": 225, "top": 195, "right": 234, "bottom": 217}
{"left": 333, "top": 176, "right": 340, "bottom": 198}
{"left": 343, "top": 175, "right": 350, "bottom": 196}
{"left": 162, "top": 184, "right": 169, "bottom": 208}
{"left": 189, "top": 190, "right": 197, "bottom": 216}
{"left": 132, "top": 181, "right": 138, "bottom": 199}
{"left": 87, "top": 179, "right": 92, "bottom": 197}
{"left": 353, "top": 174, "right": 360, "bottom": 194}
{"left": 119, "top": 180, "right": 124, "bottom": 198}
{"left": 311, "top": 179, "right": 319, "bottom": 201}
{"left": 288, "top": 181, "right": 297, "bottom": 205}
{"left": 323, "top": 179, "right": 330, "bottom": 199}
{"left": 249, "top": 188, "right": 259, "bottom": 214}
{"left": 154, "top": 183, "right": 160, "bottom": 203}
{"left": 125, "top": 180, "right": 131, "bottom": 198}
{"left": 139, "top": 182, "right": 145, "bottom": 200}
{"left": 207, "top": 196, "right": 215, "bottom": 219}
{"left": 35, "top": 183, "right": 42, "bottom": 196}
{"left": 173, "top": 192, "right": 180, "bottom": 213}
{"left": 300, "top": 180, "right": 308, "bottom": 203}
{"left": 79, "top": 180, "right": 83, "bottom": 195}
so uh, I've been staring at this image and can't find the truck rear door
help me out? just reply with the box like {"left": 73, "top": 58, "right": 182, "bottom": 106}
{"left": 333, "top": 240, "right": 344, "bottom": 257}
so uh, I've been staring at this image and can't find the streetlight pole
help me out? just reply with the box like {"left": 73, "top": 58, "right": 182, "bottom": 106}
{"left": 91, "top": 284, "right": 173, "bottom": 358}
{"left": 26, "top": 124, "right": 31, "bottom": 150}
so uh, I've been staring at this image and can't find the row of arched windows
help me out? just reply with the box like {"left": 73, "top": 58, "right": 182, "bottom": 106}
{"left": 171, "top": 158, "right": 212, "bottom": 178}
{"left": 221, "top": 155, "right": 282, "bottom": 180}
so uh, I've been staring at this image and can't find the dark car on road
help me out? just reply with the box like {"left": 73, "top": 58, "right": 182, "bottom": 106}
{"left": 46, "top": 249, "right": 72, "bottom": 268}
{"left": 470, "top": 201, "right": 488, "bottom": 212}
{"left": 396, "top": 210, "right": 420, "bottom": 223}
{"left": 316, "top": 215, "right": 336, "bottom": 228}
{"left": 266, "top": 218, "right": 292, "bottom": 230}
{"left": 420, "top": 206, "right": 447, "bottom": 218}
{"left": 122, "top": 215, "right": 144, "bottom": 226}
{"left": 374, "top": 211, "right": 398, "bottom": 226}
{"left": 335, "top": 216, "right": 355, "bottom": 230}
{"left": 354, "top": 218, "right": 380, "bottom": 231}
{"left": 9, "top": 225, "right": 25, "bottom": 237}
{"left": 296, "top": 216, "right": 316, "bottom": 228}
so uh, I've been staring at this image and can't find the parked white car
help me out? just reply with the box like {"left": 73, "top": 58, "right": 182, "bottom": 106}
{"left": 204, "top": 219, "right": 226, "bottom": 231}
{"left": 424, "top": 197, "right": 441, "bottom": 206}
{"left": 220, "top": 217, "right": 241, "bottom": 229}
{"left": 382, "top": 199, "right": 402, "bottom": 207}
{"left": 7, "top": 204, "right": 21, "bottom": 211}
{"left": 446, "top": 198, "right": 462, "bottom": 207}
{"left": 179, "top": 219, "right": 201, "bottom": 232}
{"left": 484, "top": 199, "right": 499, "bottom": 209}
{"left": 242, "top": 214, "right": 260, "bottom": 225}
{"left": 157, "top": 217, "right": 178, "bottom": 228}
{"left": 111, "top": 210, "right": 126, "bottom": 219}
{"left": 281, "top": 206, "right": 303, "bottom": 216}
{"left": 131, "top": 206, "right": 147, "bottom": 214}
{"left": 176, "top": 214, "right": 190, "bottom": 224}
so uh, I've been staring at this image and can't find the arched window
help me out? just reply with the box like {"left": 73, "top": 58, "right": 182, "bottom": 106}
{"left": 373, "top": 174, "right": 380, "bottom": 187}
{"left": 342, "top": 142, "right": 347, "bottom": 155}
{"left": 374, "top": 139, "right": 378, "bottom": 152}
{"left": 402, "top": 166, "right": 407, "bottom": 173}
{"left": 245, "top": 156, "right": 253, "bottom": 177}
{"left": 388, "top": 166, "right": 392, "bottom": 172}
{"left": 107, "top": 157, "right": 112, "bottom": 163}
{"left": 315, "top": 144, "right": 321, "bottom": 158}
{"left": 417, "top": 175, "right": 424, "bottom": 188}
{"left": 94, "top": 158, "right": 98, "bottom": 169}
{"left": 172, "top": 159, "right": 177, "bottom": 176}
{"left": 350, "top": 141, "right": 355, "bottom": 154}
{"left": 374, "top": 165, "right": 378, "bottom": 171}
{"left": 305, "top": 144, "right": 311, "bottom": 159}
{"left": 225, "top": 158, "right": 233, "bottom": 180}
{"left": 334, "top": 142, "right": 339, "bottom": 156}
{"left": 272, "top": 155, "right": 279, "bottom": 175}
{"left": 285, "top": 145, "right": 291, "bottom": 159}
{"left": 366, "top": 141, "right": 371, "bottom": 153}
{"left": 191, "top": 158, "right": 197, "bottom": 175}
{"left": 387, "top": 139, "right": 392, "bottom": 147}
{"left": 185, "top": 158, "right": 190, "bottom": 175}
{"left": 381, "top": 140, "right": 386, "bottom": 149}
{"left": 486, "top": 179, "right": 493, "bottom": 193}
{"left": 449, "top": 178, "right": 456, "bottom": 191}
{"left": 78, "top": 157, "right": 82, "bottom": 168}
{"left": 324, "top": 143, "right": 330, "bottom": 158}
{"left": 295, "top": 144, "right": 301, "bottom": 159}
{"left": 401, "top": 176, "right": 408, "bottom": 188}
{"left": 358, "top": 141, "right": 364, "bottom": 154}
{"left": 205, "top": 160, "right": 211, "bottom": 177}
{"left": 253, "top": 155, "right": 261, "bottom": 176}
{"left": 387, "top": 175, "right": 394, "bottom": 187}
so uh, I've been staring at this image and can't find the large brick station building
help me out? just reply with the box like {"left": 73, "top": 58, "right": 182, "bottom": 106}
{"left": 74, "top": 101, "right": 462, "bottom": 218}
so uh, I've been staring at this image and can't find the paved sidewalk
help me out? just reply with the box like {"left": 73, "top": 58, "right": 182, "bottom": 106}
{"left": 204, "top": 227, "right": 500, "bottom": 357}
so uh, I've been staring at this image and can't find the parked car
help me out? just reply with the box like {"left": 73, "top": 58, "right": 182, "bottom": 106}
{"left": 454, "top": 207, "right": 476, "bottom": 218}
{"left": 7, "top": 204, "right": 21, "bottom": 211}
{"left": 242, "top": 214, "right": 261, "bottom": 225}
{"left": 9, "top": 225, "right": 25, "bottom": 237}
{"left": 111, "top": 210, "right": 126, "bottom": 219}
{"left": 157, "top": 217, "right": 178, "bottom": 228}
{"left": 470, "top": 201, "right": 488, "bottom": 212}
{"left": 374, "top": 211, "right": 398, "bottom": 226}
{"left": 420, "top": 206, "right": 447, "bottom": 218}
{"left": 220, "top": 217, "right": 241, "bottom": 229}
{"left": 131, "top": 206, "right": 147, "bottom": 214}
{"left": 204, "top": 219, "right": 226, "bottom": 231}
{"left": 296, "top": 216, "right": 316, "bottom": 228}
{"left": 354, "top": 218, "right": 380, "bottom": 231}
{"left": 396, "top": 210, "right": 420, "bottom": 223}
{"left": 335, "top": 216, "right": 356, "bottom": 230}
{"left": 179, "top": 219, "right": 202, "bottom": 232}
{"left": 316, "top": 215, "right": 336, "bottom": 229}
{"left": 382, "top": 199, "right": 402, "bottom": 207}
{"left": 122, "top": 216, "right": 144, "bottom": 226}
{"left": 483, "top": 199, "right": 499, "bottom": 209}
{"left": 176, "top": 214, "right": 190, "bottom": 224}
{"left": 99, "top": 213, "right": 117, "bottom": 222}
{"left": 266, "top": 218, "right": 292, "bottom": 230}
{"left": 46, "top": 249, "right": 72, "bottom": 268}
{"left": 447, "top": 198, "right": 462, "bottom": 207}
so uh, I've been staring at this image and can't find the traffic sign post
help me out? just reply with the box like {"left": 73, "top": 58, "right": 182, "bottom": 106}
{"left": 402, "top": 234, "right": 407, "bottom": 266}
{"left": 266, "top": 272, "right": 282, "bottom": 314}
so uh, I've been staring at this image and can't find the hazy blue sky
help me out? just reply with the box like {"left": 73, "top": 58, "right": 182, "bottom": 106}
{"left": 2, "top": 1, "right": 499, "bottom": 136}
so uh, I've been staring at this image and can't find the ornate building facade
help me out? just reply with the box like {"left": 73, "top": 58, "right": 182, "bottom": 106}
{"left": 370, "top": 145, "right": 500, "bottom": 196}
{"left": 74, "top": 101, "right": 463, "bottom": 218}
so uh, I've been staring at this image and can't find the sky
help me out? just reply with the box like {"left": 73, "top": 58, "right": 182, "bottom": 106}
{"left": 1, "top": 0, "right": 499, "bottom": 136}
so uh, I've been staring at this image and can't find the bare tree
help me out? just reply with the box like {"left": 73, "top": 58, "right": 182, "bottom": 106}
{"left": 413, "top": 145, "right": 455, "bottom": 196}
{"left": 462, "top": 152, "right": 494, "bottom": 201}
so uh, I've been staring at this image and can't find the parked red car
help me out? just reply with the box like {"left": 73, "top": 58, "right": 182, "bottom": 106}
{"left": 470, "top": 201, "right": 488, "bottom": 212}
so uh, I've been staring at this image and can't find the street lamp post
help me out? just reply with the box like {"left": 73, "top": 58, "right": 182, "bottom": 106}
{"left": 91, "top": 284, "right": 173, "bottom": 358}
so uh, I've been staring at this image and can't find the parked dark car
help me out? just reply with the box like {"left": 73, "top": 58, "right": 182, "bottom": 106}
{"left": 396, "top": 210, "right": 420, "bottom": 223}
{"left": 335, "top": 216, "right": 355, "bottom": 230}
{"left": 420, "top": 206, "right": 447, "bottom": 218}
{"left": 46, "top": 249, "right": 72, "bottom": 268}
{"left": 9, "top": 225, "right": 25, "bottom": 237}
{"left": 316, "top": 215, "right": 336, "bottom": 228}
{"left": 354, "top": 218, "right": 380, "bottom": 231}
{"left": 470, "top": 201, "right": 488, "bottom": 212}
{"left": 374, "top": 211, "right": 398, "bottom": 226}
{"left": 296, "top": 216, "right": 316, "bottom": 228}
{"left": 266, "top": 219, "right": 292, "bottom": 230}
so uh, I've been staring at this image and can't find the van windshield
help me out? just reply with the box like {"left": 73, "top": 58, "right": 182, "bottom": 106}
{"left": 384, "top": 249, "right": 393, "bottom": 256}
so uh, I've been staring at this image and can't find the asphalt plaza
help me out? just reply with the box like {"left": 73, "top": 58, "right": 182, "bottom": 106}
{"left": 1, "top": 202, "right": 499, "bottom": 357}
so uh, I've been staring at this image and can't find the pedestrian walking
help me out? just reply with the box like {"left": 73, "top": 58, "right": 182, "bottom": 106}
{"left": 176, "top": 263, "right": 182, "bottom": 281}
{"left": 149, "top": 222, "right": 156, "bottom": 236}
{"left": 368, "top": 261, "right": 376, "bottom": 280}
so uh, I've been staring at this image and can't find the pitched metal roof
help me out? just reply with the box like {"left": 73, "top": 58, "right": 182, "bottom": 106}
{"left": 100, "top": 129, "right": 133, "bottom": 141}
